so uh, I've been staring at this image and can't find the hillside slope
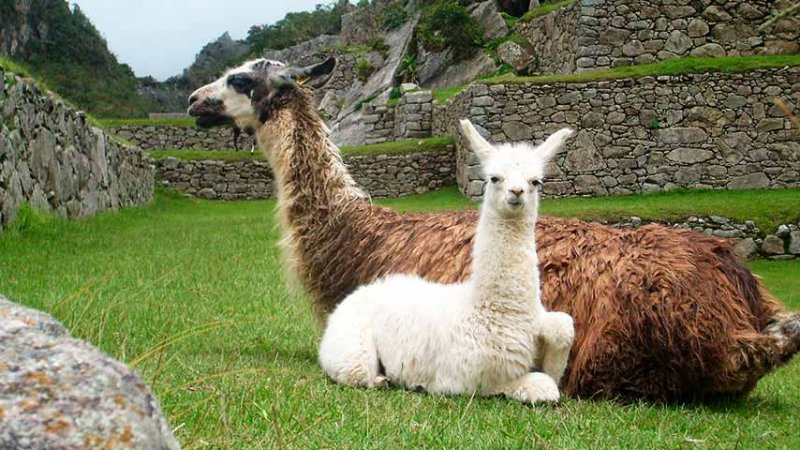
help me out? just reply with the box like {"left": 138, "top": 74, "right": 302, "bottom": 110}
{"left": 0, "top": 0, "right": 153, "bottom": 117}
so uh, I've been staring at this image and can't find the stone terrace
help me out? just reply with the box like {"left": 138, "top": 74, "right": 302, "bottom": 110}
{"left": 435, "top": 67, "right": 800, "bottom": 199}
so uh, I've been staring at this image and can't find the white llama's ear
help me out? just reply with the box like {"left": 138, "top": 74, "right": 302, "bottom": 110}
{"left": 537, "top": 128, "right": 575, "bottom": 163}
{"left": 459, "top": 119, "right": 494, "bottom": 161}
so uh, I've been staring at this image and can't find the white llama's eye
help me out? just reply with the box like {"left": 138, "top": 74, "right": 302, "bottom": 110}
{"left": 489, "top": 176, "right": 501, "bottom": 184}
{"left": 530, "top": 179, "right": 542, "bottom": 188}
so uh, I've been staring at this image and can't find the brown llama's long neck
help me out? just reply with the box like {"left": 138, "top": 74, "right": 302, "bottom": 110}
{"left": 256, "top": 88, "right": 367, "bottom": 308}
{"left": 259, "top": 88, "right": 365, "bottom": 220}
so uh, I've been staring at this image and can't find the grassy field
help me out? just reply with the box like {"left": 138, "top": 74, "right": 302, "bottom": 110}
{"left": 382, "top": 186, "right": 800, "bottom": 234}
{"left": 1, "top": 190, "right": 799, "bottom": 449}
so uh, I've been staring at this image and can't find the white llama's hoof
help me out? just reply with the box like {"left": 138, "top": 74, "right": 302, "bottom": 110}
{"left": 371, "top": 376, "right": 390, "bottom": 388}
{"left": 519, "top": 372, "right": 561, "bottom": 404}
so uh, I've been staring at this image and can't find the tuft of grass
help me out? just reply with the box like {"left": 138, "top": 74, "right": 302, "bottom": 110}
{"left": 520, "top": 0, "right": 577, "bottom": 23}
{"left": 481, "top": 54, "right": 800, "bottom": 85}
{"left": 1, "top": 189, "right": 798, "bottom": 448}
{"left": 0, "top": 56, "right": 33, "bottom": 78}
{"left": 2, "top": 203, "right": 66, "bottom": 237}
{"left": 341, "top": 136, "right": 454, "bottom": 157}
{"left": 433, "top": 85, "right": 467, "bottom": 104}
{"left": 98, "top": 117, "right": 197, "bottom": 128}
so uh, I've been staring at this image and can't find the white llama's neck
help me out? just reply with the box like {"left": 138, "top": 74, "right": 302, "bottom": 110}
{"left": 471, "top": 206, "right": 543, "bottom": 315}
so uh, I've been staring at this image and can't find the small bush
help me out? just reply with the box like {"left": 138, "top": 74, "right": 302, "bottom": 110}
{"left": 355, "top": 58, "right": 375, "bottom": 82}
{"left": 418, "top": 1, "right": 483, "bottom": 61}
{"left": 369, "top": 38, "right": 390, "bottom": 60}
{"left": 397, "top": 54, "right": 420, "bottom": 84}
{"left": 381, "top": 2, "right": 409, "bottom": 30}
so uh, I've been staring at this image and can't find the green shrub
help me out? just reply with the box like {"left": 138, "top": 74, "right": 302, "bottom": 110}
{"left": 389, "top": 86, "right": 402, "bottom": 100}
{"left": 381, "top": 2, "right": 409, "bottom": 30}
{"left": 355, "top": 58, "right": 375, "bottom": 82}
{"left": 397, "top": 54, "right": 420, "bottom": 84}
{"left": 369, "top": 38, "right": 391, "bottom": 59}
{"left": 418, "top": 1, "right": 483, "bottom": 61}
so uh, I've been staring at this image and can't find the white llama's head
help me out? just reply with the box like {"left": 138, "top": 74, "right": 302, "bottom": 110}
{"left": 187, "top": 57, "right": 336, "bottom": 130}
{"left": 460, "top": 120, "right": 574, "bottom": 217}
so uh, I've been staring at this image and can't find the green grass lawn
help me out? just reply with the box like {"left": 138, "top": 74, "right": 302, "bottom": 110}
{"left": 1, "top": 190, "right": 799, "bottom": 449}
{"left": 382, "top": 186, "right": 800, "bottom": 234}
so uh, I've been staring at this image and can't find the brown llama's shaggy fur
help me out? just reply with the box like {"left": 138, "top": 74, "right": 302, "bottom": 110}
{"left": 258, "top": 87, "right": 799, "bottom": 402}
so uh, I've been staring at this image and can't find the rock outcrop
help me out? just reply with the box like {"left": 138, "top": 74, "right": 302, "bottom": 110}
{"left": 183, "top": 32, "right": 249, "bottom": 90}
{"left": 0, "top": 296, "right": 180, "bottom": 449}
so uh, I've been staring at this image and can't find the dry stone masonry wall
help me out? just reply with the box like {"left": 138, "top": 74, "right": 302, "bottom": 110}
{"left": 608, "top": 216, "right": 800, "bottom": 260}
{"left": 435, "top": 67, "right": 800, "bottom": 200}
{"left": 361, "top": 87, "right": 436, "bottom": 144}
{"left": 518, "top": 0, "right": 800, "bottom": 73}
{"left": 0, "top": 69, "right": 154, "bottom": 231}
{"left": 108, "top": 125, "right": 254, "bottom": 151}
{"left": 517, "top": 2, "right": 581, "bottom": 74}
{"left": 155, "top": 146, "right": 455, "bottom": 200}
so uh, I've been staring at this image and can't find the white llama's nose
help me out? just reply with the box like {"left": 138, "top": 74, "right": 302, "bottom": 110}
{"left": 509, "top": 188, "right": 523, "bottom": 197}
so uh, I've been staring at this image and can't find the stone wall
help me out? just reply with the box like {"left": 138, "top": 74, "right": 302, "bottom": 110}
{"left": 361, "top": 100, "right": 397, "bottom": 145}
{"left": 394, "top": 90, "right": 434, "bottom": 139}
{"left": 607, "top": 216, "right": 800, "bottom": 260}
{"left": 435, "top": 67, "right": 800, "bottom": 200}
{"left": 361, "top": 87, "right": 436, "bottom": 144}
{"left": 516, "top": 2, "right": 580, "bottom": 74}
{"left": 517, "top": 0, "right": 800, "bottom": 74}
{"left": 155, "top": 146, "right": 456, "bottom": 200}
{"left": 0, "top": 69, "right": 154, "bottom": 231}
{"left": 107, "top": 125, "right": 253, "bottom": 151}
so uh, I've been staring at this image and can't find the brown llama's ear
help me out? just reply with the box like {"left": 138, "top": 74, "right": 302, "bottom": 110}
{"left": 292, "top": 57, "right": 337, "bottom": 86}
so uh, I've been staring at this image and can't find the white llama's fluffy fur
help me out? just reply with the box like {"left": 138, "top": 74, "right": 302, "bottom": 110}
{"left": 318, "top": 121, "right": 576, "bottom": 404}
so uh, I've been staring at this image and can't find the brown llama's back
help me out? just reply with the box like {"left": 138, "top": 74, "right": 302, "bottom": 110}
{"left": 294, "top": 203, "right": 796, "bottom": 402}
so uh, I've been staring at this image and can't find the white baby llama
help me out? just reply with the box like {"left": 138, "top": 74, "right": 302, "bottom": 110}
{"left": 318, "top": 121, "right": 576, "bottom": 404}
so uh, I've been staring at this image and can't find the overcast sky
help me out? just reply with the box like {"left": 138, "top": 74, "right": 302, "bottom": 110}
{"left": 71, "top": 0, "right": 329, "bottom": 80}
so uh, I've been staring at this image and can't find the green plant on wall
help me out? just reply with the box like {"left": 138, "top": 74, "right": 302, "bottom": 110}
{"left": 355, "top": 58, "right": 375, "bottom": 82}
{"left": 369, "top": 38, "right": 391, "bottom": 60}
{"left": 418, "top": 0, "right": 483, "bottom": 61}
{"left": 398, "top": 54, "right": 420, "bottom": 84}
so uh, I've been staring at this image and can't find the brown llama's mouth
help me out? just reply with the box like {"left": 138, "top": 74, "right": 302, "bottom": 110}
{"left": 195, "top": 113, "right": 234, "bottom": 129}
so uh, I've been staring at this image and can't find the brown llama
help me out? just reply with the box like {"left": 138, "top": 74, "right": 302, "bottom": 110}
{"left": 187, "top": 57, "right": 800, "bottom": 402}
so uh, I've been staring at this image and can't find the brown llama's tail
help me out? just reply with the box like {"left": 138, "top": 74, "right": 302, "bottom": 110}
{"left": 764, "top": 312, "right": 800, "bottom": 365}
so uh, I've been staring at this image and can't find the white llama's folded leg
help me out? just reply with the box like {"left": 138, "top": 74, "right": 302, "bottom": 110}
{"left": 319, "top": 314, "right": 384, "bottom": 388}
{"left": 538, "top": 311, "right": 575, "bottom": 384}
{"left": 495, "top": 372, "right": 561, "bottom": 404}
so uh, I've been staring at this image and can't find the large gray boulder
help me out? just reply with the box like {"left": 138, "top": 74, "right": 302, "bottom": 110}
{"left": 469, "top": 1, "right": 509, "bottom": 41}
{"left": 418, "top": 49, "right": 497, "bottom": 90}
{"left": 0, "top": 296, "right": 180, "bottom": 449}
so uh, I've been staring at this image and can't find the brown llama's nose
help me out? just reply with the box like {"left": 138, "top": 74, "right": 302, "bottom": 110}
{"left": 509, "top": 188, "right": 523, "bottom": 197}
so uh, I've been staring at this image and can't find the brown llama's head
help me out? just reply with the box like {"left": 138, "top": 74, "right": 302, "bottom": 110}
{"left": 187, "top": 57, "right": 336, "bottom": 131}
